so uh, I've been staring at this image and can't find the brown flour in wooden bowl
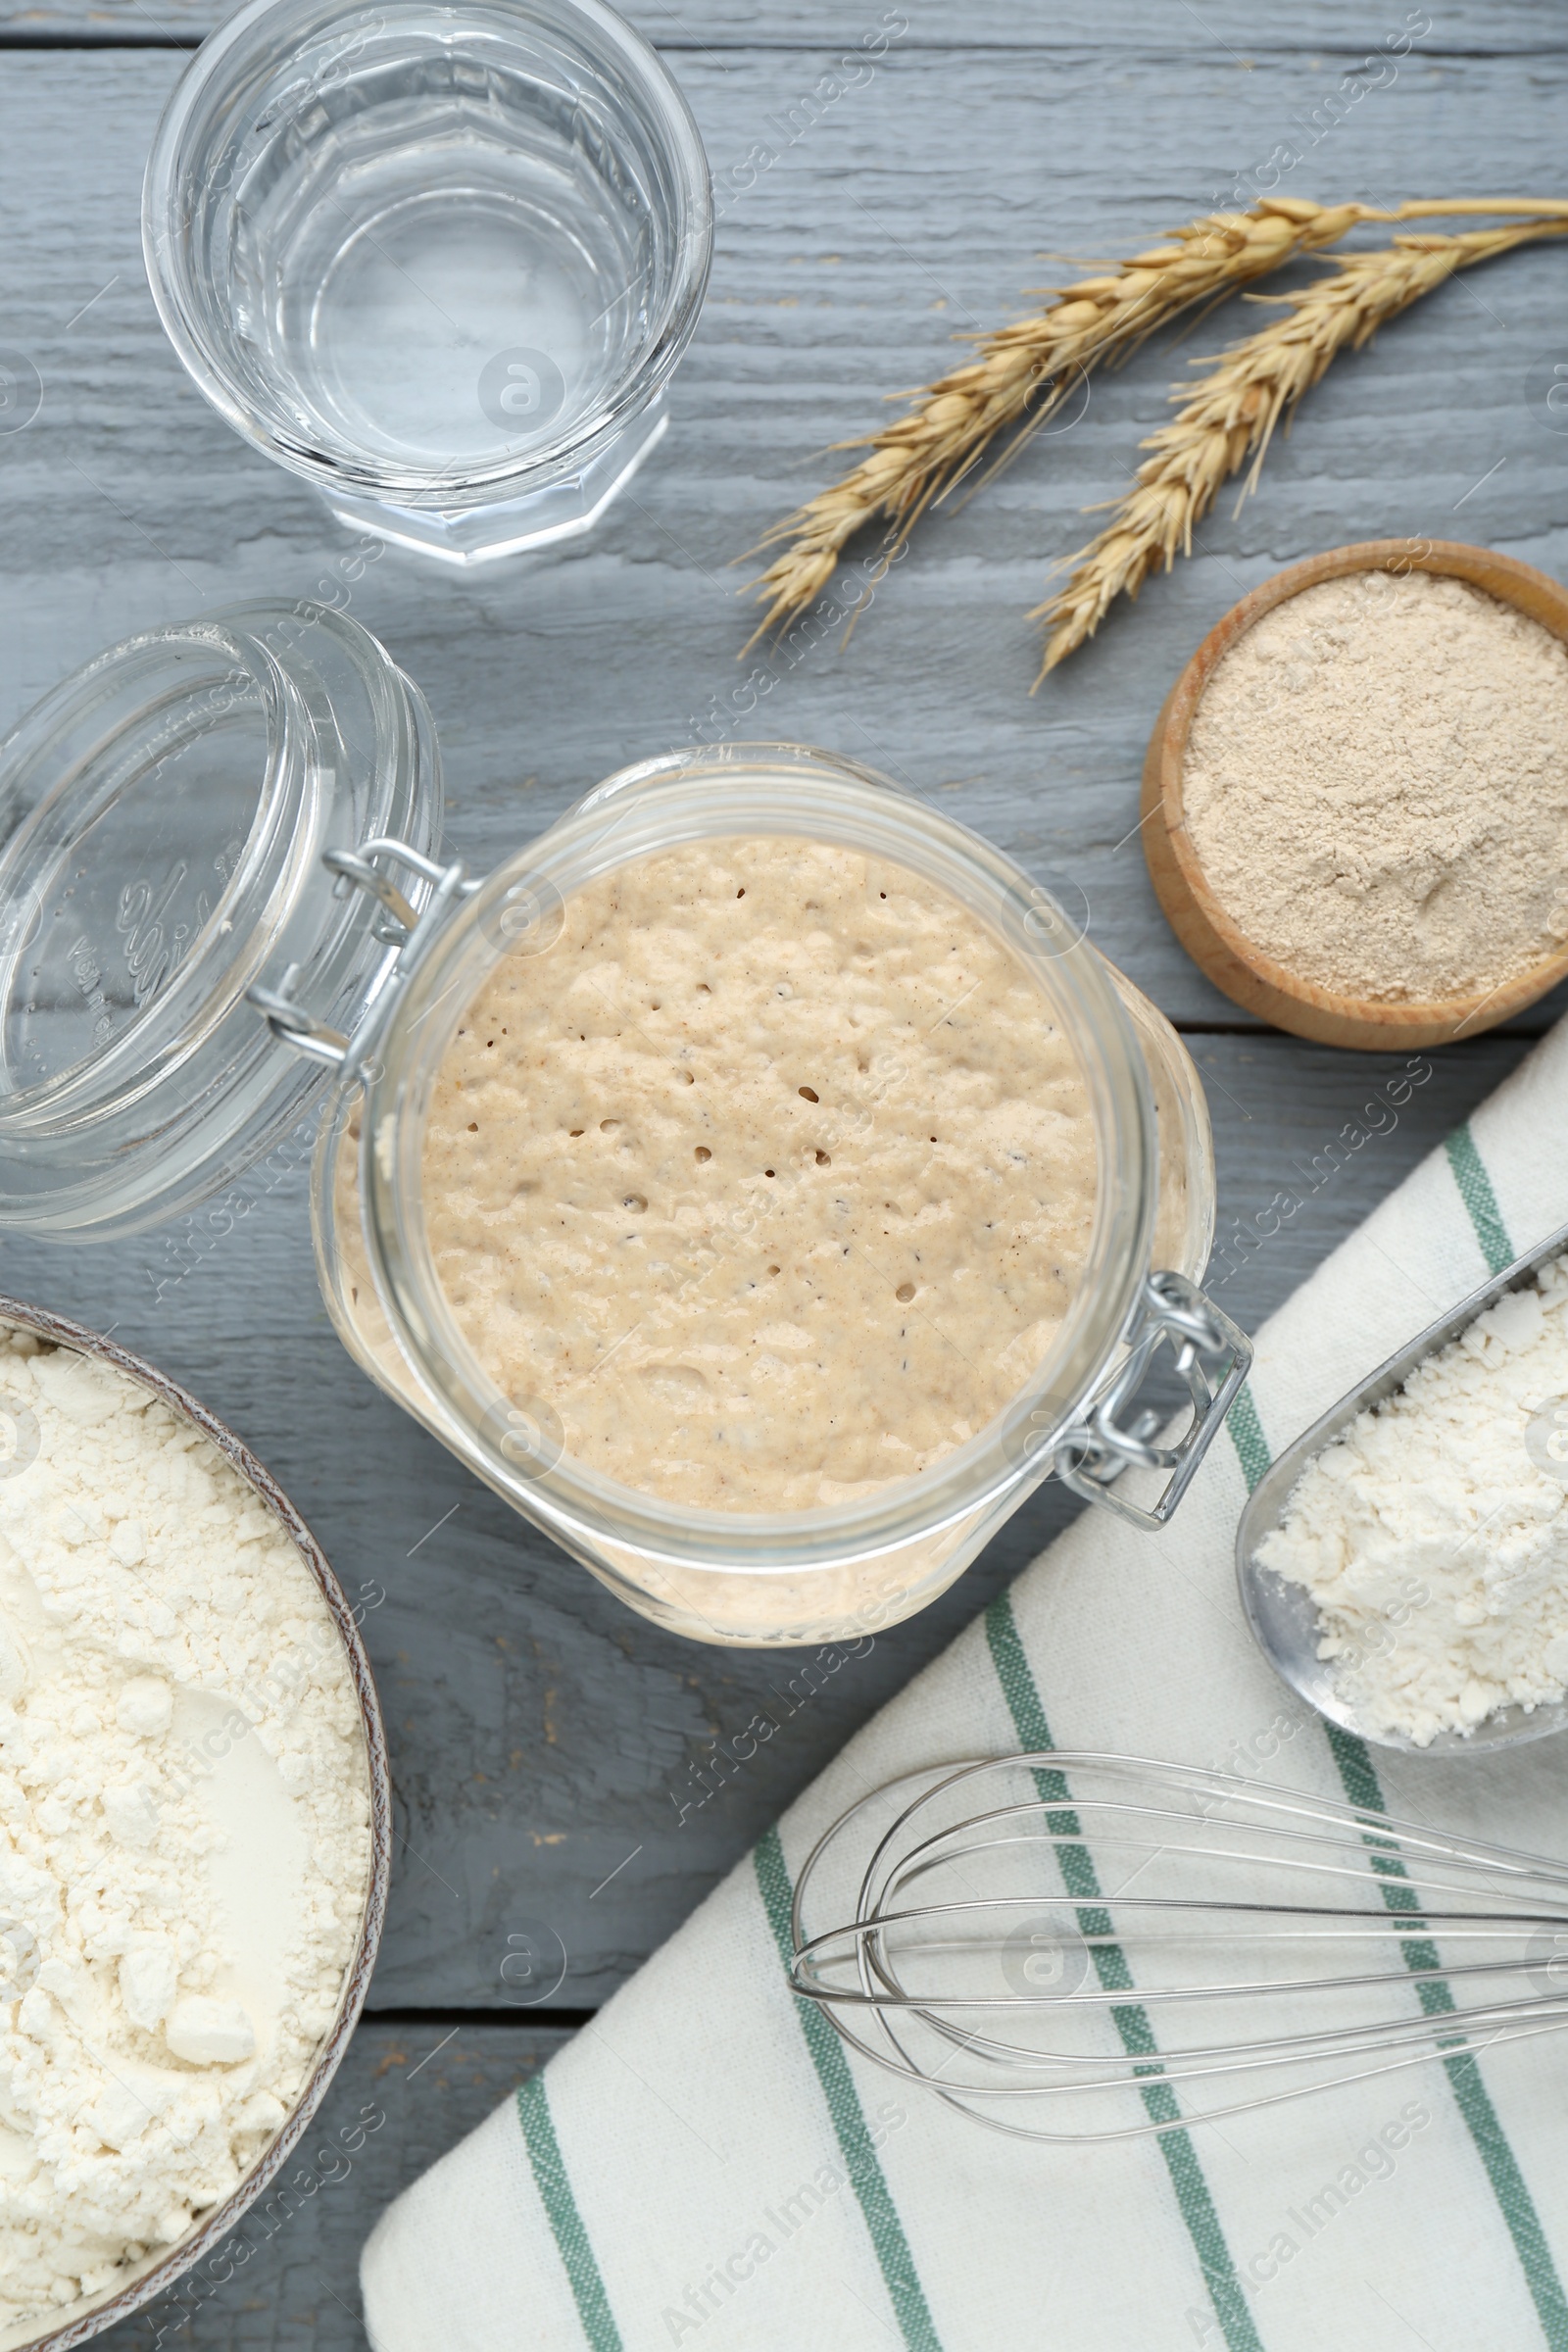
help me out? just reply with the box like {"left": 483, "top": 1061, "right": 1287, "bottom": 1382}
{"left": 1142, "top": 540, "right": 1568, "bottom": 1050}
{"left": 1184, "top": 568, "right": 1568, "bottom": 1004}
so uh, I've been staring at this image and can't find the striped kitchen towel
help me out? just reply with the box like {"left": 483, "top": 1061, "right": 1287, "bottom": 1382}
{"left": 363, "top": 1014, "right": 1568, "bottom": 2352}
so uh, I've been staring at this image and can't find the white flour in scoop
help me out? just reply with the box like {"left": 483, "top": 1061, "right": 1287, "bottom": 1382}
{"left": 0, "top": 1327, "right": 370, "bottom": 2334}
{"left": 1259, "top": 1253, "right": 1568, "bottom": 1744}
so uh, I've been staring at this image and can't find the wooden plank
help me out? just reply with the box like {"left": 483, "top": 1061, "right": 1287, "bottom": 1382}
{"left": 2, "top": 50, "right": 1567, "bottom": 1028}
{"left": 2, "top": 0, "right": 1562, "bottom": 52}
{"left": 0, "top": 1029, "right": 1537, "bottom": 2008}
{"left": 93, "top": 2022, "right": 572, "bottom": 2350}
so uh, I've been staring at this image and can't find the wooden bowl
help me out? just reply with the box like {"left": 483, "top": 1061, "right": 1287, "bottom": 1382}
{"left": 1141, "top": 539, "right": 1568, "bottom": 1051}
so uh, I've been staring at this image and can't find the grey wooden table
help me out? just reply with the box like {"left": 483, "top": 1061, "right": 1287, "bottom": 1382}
{"left": 2, "top": 2, "right": 1567, "bottom": 2341}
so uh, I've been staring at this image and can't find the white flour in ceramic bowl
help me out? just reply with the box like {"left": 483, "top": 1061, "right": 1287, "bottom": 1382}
{"left": 0, "top": 1319, "right": 374, "bottom": 2345}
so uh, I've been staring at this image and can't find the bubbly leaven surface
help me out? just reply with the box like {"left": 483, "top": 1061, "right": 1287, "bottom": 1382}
{"left": 422, "top": 838, "right": 1098, "bottom": 1512}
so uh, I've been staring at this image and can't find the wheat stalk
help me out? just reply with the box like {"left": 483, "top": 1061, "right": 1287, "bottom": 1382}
{"left": 741, "top": 198, "right": 1398, "bottom": 647}
{"left": 1032, "top": 218, "right": 1568, "bottom": 679}
{"left": 744, "top": 196, "right": 1568, "bottom": 654}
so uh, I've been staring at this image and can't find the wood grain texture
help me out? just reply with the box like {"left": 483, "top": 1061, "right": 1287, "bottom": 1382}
{"left": 1, "top": 19, "right": 1567, "bottom": 2341}
{"left": 2, "top": 50, "right": 1568, "bottom": 1031}
{"left": 1, "top": 2, "right": 1562, "bottom": 48}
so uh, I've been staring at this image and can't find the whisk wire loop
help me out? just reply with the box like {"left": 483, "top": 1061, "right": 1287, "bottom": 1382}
{"left": 787, "top": 1752, "right": 1568, "bottom": 2142}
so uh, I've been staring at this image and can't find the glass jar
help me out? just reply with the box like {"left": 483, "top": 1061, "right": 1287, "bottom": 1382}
{"left": 0, "top": 656, "right": 1242, "bottom": 1645}
{"left": 264, "top": 745, "right": 1246, "bottom": 1647}
{"left": 0, "top": 603, "right": 441, "bottom": 1239}
{"left": 142, "top": 0, "right": 713, "bottom": 564}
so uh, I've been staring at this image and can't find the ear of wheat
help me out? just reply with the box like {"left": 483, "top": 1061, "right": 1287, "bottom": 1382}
{"left": 744, "top": 196, "right": 1568, "bottom": 658}
{"left": 1032, "top": 218, "right": 1568, "bottom": 679}
{"left": 742, "top": 196, "right": 1383, "bottom": 648}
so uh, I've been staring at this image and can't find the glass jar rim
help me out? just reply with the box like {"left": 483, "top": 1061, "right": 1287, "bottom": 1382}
{"left": 141, "top": 0, "right": 715, "bottom": 505}
{"left": 349, "top": 743, "right": 1161, "bottom": 1569}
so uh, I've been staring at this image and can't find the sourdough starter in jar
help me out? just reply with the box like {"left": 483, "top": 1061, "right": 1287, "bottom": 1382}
{"left": 421, "top": 839, "right": 1098, "bottom": 1510}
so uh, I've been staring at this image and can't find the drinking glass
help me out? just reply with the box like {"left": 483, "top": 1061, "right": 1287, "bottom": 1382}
{"left": 144, "top": 0, "right": 712, "bottom": 563}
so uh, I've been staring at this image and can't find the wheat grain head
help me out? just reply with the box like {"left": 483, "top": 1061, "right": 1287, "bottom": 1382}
{"left": 1033, "top": 219, "right": 1568, "bottom": 679}
{"left": 741, "top": 196, "right": 1380, "bottom": 648}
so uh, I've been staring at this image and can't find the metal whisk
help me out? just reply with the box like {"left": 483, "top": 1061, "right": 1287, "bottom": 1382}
{"left": 788, "top": 1753, "right": 1568, "bottom": 2141}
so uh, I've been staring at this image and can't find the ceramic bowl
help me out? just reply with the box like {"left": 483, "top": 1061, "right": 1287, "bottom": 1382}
{"left": 0, "top": 1295, "right": 390, "bottom": 2352}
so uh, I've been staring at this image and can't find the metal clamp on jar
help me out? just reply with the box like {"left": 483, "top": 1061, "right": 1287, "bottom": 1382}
{"left": 250, "top": 745, "right": 1248, "bottom": 1644}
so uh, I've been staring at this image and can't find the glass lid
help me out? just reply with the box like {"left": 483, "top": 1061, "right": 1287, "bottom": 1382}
{"left": 0, "top": 601, "right": 441, "bottom": 1242}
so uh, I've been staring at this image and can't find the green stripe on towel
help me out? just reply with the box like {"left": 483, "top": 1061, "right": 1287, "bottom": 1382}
{"left": 516, "top": 2074, "right": 625, "bottom": 2352}
{"left": 755, "top": 1826, "right": 945, "bottom": 2352}
{"left": 1446, "top": 1123, "right": 1515, "bottom": 1274}
{"left": 984, "top": 1593, "right": 1265, "bottom": 2352}
{"left": 1238, "top": 1380, "right": 1568, "bottom": 2351}
{"left": 1224, "top": 1384, "right": 1272, "bottom": 1496}
{"left": 1323, "top": 1721, "right": 1568, "bottom": 2352}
